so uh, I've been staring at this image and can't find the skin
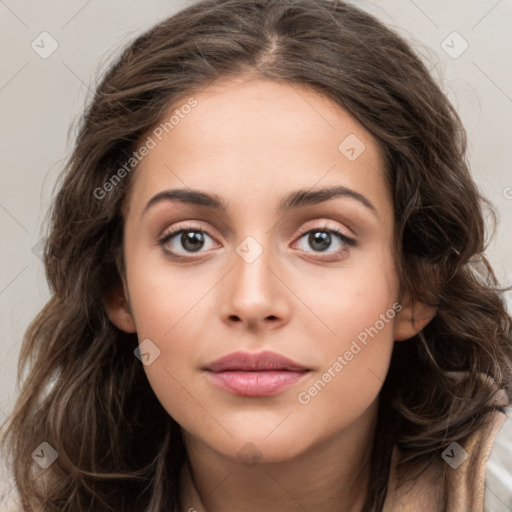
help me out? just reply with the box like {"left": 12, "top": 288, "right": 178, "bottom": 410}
{"left": 105, "top": 76, "right": 434, "bottom": 512}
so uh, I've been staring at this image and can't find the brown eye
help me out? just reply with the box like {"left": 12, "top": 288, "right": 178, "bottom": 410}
{"left": 158, "top": 225, "right": 217, "bottom": 258}
{"left": 178, "top": 230, "right": 206, "bottom": 252}
{"left": 293, "top": 225, "right": 357, "bottom": 262}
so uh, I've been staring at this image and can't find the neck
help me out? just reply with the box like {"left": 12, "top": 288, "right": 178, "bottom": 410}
{"left": 178, "top": 399, "right": 378, "bottom": 512}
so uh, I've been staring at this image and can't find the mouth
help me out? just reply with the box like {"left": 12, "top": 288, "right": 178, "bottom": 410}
{"left": 203, "top": 350, "right": 311, "bottom": 397}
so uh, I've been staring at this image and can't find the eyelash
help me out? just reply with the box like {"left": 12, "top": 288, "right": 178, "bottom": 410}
{"left": 157, "top": 222, "right": 357, "bottom": 261}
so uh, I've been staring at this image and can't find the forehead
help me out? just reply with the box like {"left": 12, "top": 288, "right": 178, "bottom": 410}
{"left": 122, "top": 77, "right": 392, "bottom": 222}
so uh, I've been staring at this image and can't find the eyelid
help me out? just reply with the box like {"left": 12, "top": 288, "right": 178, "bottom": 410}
{"left": 295, "top": 219, "right": 356, "bottom": 242}
{"left": 158, "top": 222, "right": 218, "bottom": 247}
{"left": 157, "top": 219, "right": 352, "bottom": 244}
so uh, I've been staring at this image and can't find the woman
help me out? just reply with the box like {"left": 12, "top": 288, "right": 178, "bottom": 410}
{"left": 1, "top": 0, "right": 511, "bottom": 510}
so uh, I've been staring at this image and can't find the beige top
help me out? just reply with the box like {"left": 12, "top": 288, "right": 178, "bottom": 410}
{"left": 383, "top": 388, "right": 510, "bottom": 512}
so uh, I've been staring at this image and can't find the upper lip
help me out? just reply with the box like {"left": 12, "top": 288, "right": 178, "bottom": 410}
{"left": 204, "top": 351, "right": 309, "bottom": 372}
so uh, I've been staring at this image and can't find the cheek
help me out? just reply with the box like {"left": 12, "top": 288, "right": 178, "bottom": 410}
{"left": 129, "top": 294, "right": 208, "bottom": 433}
{"left": 121, "top": 266, "right": 223, "bottom": 451}
{"left": 301, "top": 242, "right": 399, "bottom": 343}
{"left": 293, "top": 294, "right": 398, "bottom": 445}
{"left": 124, "top": 254, "right": 216, "bottom": 426}
{"left": 126, "top": 246, "right": 210, "bottom": 338}
{"left": 292, "top": 248, "right": 398, "bottom": 418}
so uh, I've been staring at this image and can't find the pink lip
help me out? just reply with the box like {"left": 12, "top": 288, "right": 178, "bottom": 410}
{"left": 204, "top": 351, "right": 310, "bottom": 397}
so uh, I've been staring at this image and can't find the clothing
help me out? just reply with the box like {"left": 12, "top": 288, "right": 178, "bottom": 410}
{"left": 383, "top": 388, "right": 510, "bottom": 512}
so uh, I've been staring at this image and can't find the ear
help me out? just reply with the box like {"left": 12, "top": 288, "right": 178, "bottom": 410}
{"left": 393, "top": 293, "right": 437, "bottom": 341}
{"left": 102, "top": 281, "right": 137, "bottom": 333}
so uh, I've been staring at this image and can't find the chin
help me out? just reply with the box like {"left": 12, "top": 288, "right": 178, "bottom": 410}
{"left": 215, "top": 433, "right": 311, "bottom": 466}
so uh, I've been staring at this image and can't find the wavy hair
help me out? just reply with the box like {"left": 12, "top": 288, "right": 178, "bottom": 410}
{"left": 1, "top": 0, "right": 511, "bottom": 510}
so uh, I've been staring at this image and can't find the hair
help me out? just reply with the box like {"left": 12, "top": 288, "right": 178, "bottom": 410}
{"left": 1, "top": 0, "right": 511, "bottom": 510}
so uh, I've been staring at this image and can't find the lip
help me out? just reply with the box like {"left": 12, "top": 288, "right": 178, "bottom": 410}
{"left": 205, "top": 350, "right": 309, "bottom": 372}
{"left": 204, "top": 351, "right": 310, "bottom": 397}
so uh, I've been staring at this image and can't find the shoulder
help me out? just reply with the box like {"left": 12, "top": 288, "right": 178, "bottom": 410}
{"left": 484, "top": 404, "right": 512, "bottom": 512}
{"left": 384, "top": 386, "right": 510, "bottom": 512}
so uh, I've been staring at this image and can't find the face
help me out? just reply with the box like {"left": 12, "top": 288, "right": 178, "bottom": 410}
{"left": 113, "top": 76, "right": 404, "bottom": 463}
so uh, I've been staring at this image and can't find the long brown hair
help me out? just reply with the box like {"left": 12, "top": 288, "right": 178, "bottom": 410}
{"left": 1, "top": 0, "right": 511, "bottom": 510}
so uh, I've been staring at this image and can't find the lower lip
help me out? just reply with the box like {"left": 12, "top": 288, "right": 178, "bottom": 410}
{"left": 206, "top": 370, "right": 309, "bottom": 397}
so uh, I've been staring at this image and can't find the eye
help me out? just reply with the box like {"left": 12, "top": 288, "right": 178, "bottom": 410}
{"left": 294, "top": 224, "right": 356, "bottom": 260}
{"left": 158, "top": 224, "right": 217, "bottom": 258}
{"left": 157, "top": 222, "right": 357, "bottom": 261}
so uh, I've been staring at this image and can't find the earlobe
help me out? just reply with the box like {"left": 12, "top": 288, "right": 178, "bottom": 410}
{"left": 102, "top": 282, "right": 137, "bottom": 333}
{"left": 393, "top": 296, "right": 437, "bottom": 341}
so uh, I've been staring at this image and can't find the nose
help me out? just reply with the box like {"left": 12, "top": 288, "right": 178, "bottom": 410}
{"left": 219, "top": 236, "right": 291, "bottom": 331}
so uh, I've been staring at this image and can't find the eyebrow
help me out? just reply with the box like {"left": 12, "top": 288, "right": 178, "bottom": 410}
{"left": 142, "top": 186, "right": 379, "bottom": 218}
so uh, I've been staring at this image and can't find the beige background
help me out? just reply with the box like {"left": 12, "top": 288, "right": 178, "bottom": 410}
{"left": 1, "top": 0, "right": 511, "bottom": 509}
